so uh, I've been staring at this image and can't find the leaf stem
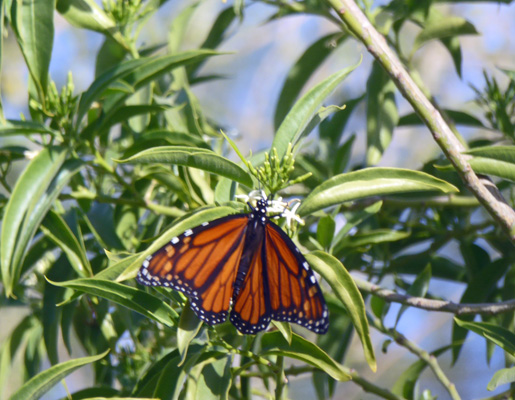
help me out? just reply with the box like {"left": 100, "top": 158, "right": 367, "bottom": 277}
{"left": 275, "top": 355, "right": 286, "bottom": 400}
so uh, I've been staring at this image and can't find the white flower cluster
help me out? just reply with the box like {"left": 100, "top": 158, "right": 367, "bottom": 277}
{"left": 235, "top": 190, "right": 304, "bottom": 229}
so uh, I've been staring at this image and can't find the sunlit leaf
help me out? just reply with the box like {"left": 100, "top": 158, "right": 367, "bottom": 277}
{"left": 117, "top": 146, "right": 253, "bottom": 187}
{"left": 261, "top": 332, "right": 351, "bottom": 381}
{"left": 298, "top": 168, "right": 458, "bottom": 216}
{"left": 9, "top": 351, "right": 109, "bottom": 400}
{"left": 306, "top": 252, "right": 376, "bottom": 371}
{"left": 272, "top": 60, "right": 360, "bottom": 159}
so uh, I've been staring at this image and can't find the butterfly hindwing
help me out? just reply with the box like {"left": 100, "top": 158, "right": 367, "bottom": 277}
{"left": 264, "top": 221, "right": 329, "bottom": 334}
{"left": 137, "top": 214, "right": 248, "bottom": 325}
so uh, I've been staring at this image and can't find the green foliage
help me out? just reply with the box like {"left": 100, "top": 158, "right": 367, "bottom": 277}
{"left": 0, "top": 0, "right": 514, "bottom": 399}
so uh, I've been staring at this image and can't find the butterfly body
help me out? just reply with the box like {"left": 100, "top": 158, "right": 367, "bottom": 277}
{"left": 137, "top": 199, "right": 329, "bottom": 334}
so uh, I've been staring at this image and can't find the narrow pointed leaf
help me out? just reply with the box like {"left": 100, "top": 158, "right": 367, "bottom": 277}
{"left": 488, "top": 366, "right": 515, "bottom": 391}
{"left": 117, "top": 146, "right": 253, "bottom": 186}
{"left": 298, "top": 168, "right": 458, "bottom": 216}
{"left": 413, "top": 16, "right": 478, "bottom": 51}
{"left": 464, "top": 145, "right": 515, "bottom": 182}
{"left": 306, "top": 251, "right": 376, "bottom": 371}
{"left": 454, "top": 318, "right": 515, "bottom": 357}
{"left": 261, "top": 332, "right": 351, "bottom": 381}
{"left": 10, "top": 0, "right": 54, "bottom": 103}
{"left": 366, "top": 61, "right": 398, "bottom": 165}
{"left": 9, "top": 350, "right": 109, "bottom": 400}
{"left": 48, "top": 278, "right": 179, "bottom": 327}
{"left": 1, "top": 148, "right": 66, "bottom": 296}
{"left": 274, "top": 33, "right": 346, "bottom": 129}
{"left": 0, "top": 120, "right": 57, "bottom": 135}
{"left": 177, "top": 301, "right": 203, "bottom": 365}
{"left": 272, "top": 60, "right": 360, "bottom": 159}
{"left": 77, "top": 50, "right": 220, "bottom": 125}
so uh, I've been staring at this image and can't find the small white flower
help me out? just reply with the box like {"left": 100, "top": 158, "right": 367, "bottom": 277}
{"left": 281, "top": 201, "right": 304, "bottom": 229}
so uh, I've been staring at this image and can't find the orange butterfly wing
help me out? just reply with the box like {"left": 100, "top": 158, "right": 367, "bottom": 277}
{"left": 229, "top": 234, "right": 271, "bottom": 334}
{"left": 137, "top": 215, "right": 248, "bottom": 325}
{"left": 264, "top": 221, "right": 329, "bottom": 334}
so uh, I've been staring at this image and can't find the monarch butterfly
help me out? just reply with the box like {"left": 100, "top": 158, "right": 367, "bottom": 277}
{"left": 137, "top": 196, "right": 329, "bottom": 334}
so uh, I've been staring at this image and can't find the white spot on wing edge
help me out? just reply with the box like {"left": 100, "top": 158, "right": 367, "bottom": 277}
{"left": 171, "top": 237, "right": 179, "bottom": 244}
{"left": 184, "top": 229, "right": 193, "bottom": 236}
{"left": 201, "top": 221, "right": 209, "bottom": 226}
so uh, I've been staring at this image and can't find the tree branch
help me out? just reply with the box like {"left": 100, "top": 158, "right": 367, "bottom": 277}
{"left": 325, "top": 0, "right": 515, "bottom": 242}
{"left": 369, "top": 315, "right": 461, "bottom": 400}
{"left": 355, "top": 276, "right": 515, "bottom": 316}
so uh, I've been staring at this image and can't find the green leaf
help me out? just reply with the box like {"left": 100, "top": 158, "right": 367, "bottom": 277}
{"left": 1, "top": 148, "right": 67, "bottom": 296}
{"left": 317, "top": 215, "right": 336, "bottom": 250}
{"left": 77, "top": 50, "right": 221, "bottom": 126}
{"left": 306, "top": 252, "right": 376, "bottom": 371}
{"left": 10, "top": 0, "right": 54, "bottom": 104}
{"left": 333, "top": 201, "right": 382, "bottom": 245}
{"left": 335, "top": 229, "right": 410, "bottom": 249}
{"left": 298, "top": 168, "right": 458, "bottom": 216}
{"left": 366, "top": 61, "right": 398, "bottom": 165}
{"left": 399, "top": 109, "right": 485, "bottom": 128}
{"left": 41, "top": 210, "right": 92, "bottom": 277}
{"left": 395, "top": 264, "right": 431, "bottom": 327}
{"left": 274, "top": 33, "right": 346, "bottom": 129}
{"left": 454, "top": 318, "right": 515, "bottom": 357}
{"left": 0, "top": 119, "right": 57, "bottom": 135}
{"left": 271, "top": 321, "right": 292, "bottom": 345}
{"left": 187, "top": 6, "right": 237, "bottom": 78}
{"left": 392, "top": 345, "right": 451, "bottom": 398}
{"left": 56, "top": 0, "right": 128, "bottom": 53}
{"left": 332, "top": 134, "right": 355, "bottom": 175}
{"left": 9, "top": 350, "right": 109, "bottom": 400}
{"left": 441, "top": 36, "right": 463, "bottom": 77}
{"left": 464, "top": 145, "right": 515, "bottom": 182}
{"left": 177, "top": 301, "right": 203, "bottom": 365}
{"left": 186, "top": 353, "right": 232, "bottom": 400}
{"left": 168, "top": 2, "right": 199, "bottom": 54}
{"left": 452, "top": 258, "right": 510, "bottom": 362}
{"left": 56, "top": 0, "right": 117, "bottom": 34}
{"left": 42, "top": 256, "right": 71, "bottom": 365}
{"left": 272, "top": 60, "right": 360, "bottom": 159}
{"left": 122, "top": 129, "right": 209, "bottom": 159}
{"left": 413, "top": 15, "right": 478, "bottom": 51}
{"left": 117, "top": 146, "right": 253, "bottom": 187}
{"left": 48, "top": 277, "right": 179, "bottom": 327}
{"left": 261, "top": 332, "right": 351, "bottom": 381}
{"left": 96, "top": 104, "right": 169, "bottom": 134}
{"left": 487, "top": 366, "right": 515, "bottom": 391}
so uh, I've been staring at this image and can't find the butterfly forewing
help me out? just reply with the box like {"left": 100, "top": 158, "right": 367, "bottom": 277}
{"left": 137, "top": 214, "right": 248, "bottom": 325}
{"left": 265, "top": 222, "right": 329, "bottom": 334}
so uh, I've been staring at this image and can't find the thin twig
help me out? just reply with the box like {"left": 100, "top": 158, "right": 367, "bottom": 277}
{"left": 346, "top": 370, "right": 406, "bottom": 400}
{"left": 355, "top": 276, "right": 515, "bottom": 316}
{"left": 370, "top": 315, "right": 461, "bottom": 400}
{"left": 324, "top": 0, "right": 515, "bottom": 242}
